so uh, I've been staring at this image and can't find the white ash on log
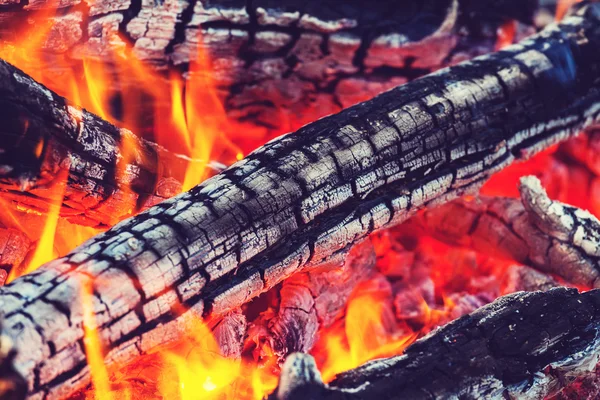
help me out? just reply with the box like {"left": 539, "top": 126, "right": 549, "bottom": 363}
{"left": 245, "top": 239, "right": 376, "bottom": 365}
{"left": 272, "top": 287, "right": 600, "bottom": 400}
{"left": 424, "top": 175, "right": 600, "bottom": 287}
{"left": 1, "top": 4, "right": 600, "bottom": 398}
{"left": 0, "top": 0, "right": 536, "bottom": 132}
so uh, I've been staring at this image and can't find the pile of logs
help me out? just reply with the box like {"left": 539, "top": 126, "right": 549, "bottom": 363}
{"left": 1, "top": 1, "right": 600, "bottom": 400}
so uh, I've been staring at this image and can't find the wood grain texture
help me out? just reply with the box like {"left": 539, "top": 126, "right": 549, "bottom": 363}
{"left": 273, "top": 287, "right": 600, "bottom": 400}
{"left": 1, "top": 4, "right": 600, "bottom": 398}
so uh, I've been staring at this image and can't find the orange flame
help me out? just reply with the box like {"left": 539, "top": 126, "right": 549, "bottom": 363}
{"left": 4, "top": 7, "right": 596, "bottom": 400}
{"left": 555, "top": 0, "right": 582, "bottom": 21}
{"left": 81, "top": 278, "right": 113, "bottom": 400}
{"left": 495, "top": 20, "right": 516, "bottom": 51}
{"left": 314, "top": 283, "right": 418, "bottom": 382}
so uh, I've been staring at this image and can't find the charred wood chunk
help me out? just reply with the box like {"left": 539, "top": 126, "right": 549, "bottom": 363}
{"left": 274, "top": 287, "right": 600, "bottom": 400}
{"left": 424, "top": 175, "right": 600, "bottom": 287}
{"left": 1, "top": 4, "right": 600, "bottom": 398}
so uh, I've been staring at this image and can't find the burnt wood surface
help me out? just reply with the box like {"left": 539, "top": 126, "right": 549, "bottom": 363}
{"left": 0, "top": 59, "right": 193, "bottom": 228}
{"left": 1, "top": 4, "right": 600, "bottom": 399}
{"left": 0, "top": 0, "right": 536, "bottom": 131}
{"left": 273, "top": 287, "right": 600, "bottom": 400}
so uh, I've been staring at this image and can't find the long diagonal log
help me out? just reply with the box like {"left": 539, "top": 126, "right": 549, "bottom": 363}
{"left": 273, "top": 287, "right": 600, "bottom": 400}
{"left": 2, "top": 4, "right": 600, "bottom": 399}
{"left": 0, "top": 59, "right": 192, "bottom": 228}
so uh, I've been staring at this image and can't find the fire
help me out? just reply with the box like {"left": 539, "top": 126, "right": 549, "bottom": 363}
{"left": 555, "top": 0, "right": 582, "bottom": 21}
{"left": 81, "top": 277, "right": 114, "bottom": 400}
{"left": 156, "top": 319, "right": 277, "bottom": 400}
{"left": 313, "top": 282, "right": 419, "bottom": 382}
{"left": 495, "top": 19, "right": 516, "bottom": 50}
{"left": 1, "top": 6, "right": 599, "bottom": 400}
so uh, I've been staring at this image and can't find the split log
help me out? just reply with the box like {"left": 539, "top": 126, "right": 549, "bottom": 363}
{"left": 273, "top": 287, "right": 600, "bottom": 400}
{"left": 1, "top": 4, "right": 600, "bottom": 398}
{"left": 424, "top": 175, "right": 600, "bottom": 287}
{"left": 0, "top": 0, "right": 536, "bottom": 132}
{"left": 245, "top": 239, "right": 376, "bottom": 365}
{"left": 0, "top": 59, "right": 198, "bottom": 228}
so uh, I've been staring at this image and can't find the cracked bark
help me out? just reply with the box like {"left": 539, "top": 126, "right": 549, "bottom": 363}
{"left": 0, "top": 0, "right": 537, "bottom": 132}
{"left": 424, "top": 175, "right": 600, "bottom": 288}
{"left": 273, "top": 287, "right": 600, "bottom": 400}
{"left": 1, "top": 4, "right": 600, "bottom": 399}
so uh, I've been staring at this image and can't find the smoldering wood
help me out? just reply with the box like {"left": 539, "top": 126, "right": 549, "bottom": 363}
{"left": 272, "top": 287, "right": 600, "bottom": 400}
{"left": 424, "top": 175, "right": 600, "bottom": 287}
{"left": 246, "top": 239, "right": 375, "bottom": 364}
{"left": 1, "top": 5, "right": 600, "bottom": 398}
{"left": 0, "top": 59, "right": 197, "bottom": 228}
{"left": 0, "top": 0, "right": 536, "bottom": 132}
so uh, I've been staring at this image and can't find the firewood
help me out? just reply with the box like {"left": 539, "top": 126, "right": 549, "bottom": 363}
{"left": 424, "top": 175, "right": 600, "bottom": 287}
{"left": 0, "top": 59, "right": 197, "bottom": 228}
{"left": 1, "top": 4, "right": 600, "bottom": 398}
{"left": 272, "top": 287, "right": 600, "bottom": 400}
{"left": 0, "top": 0, "right": 535, "bottom": 132}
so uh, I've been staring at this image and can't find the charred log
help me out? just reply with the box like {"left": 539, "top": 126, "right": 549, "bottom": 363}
{"left": 0, "top": 59, "right": 198, "bottom": 228}
{"left": 0, "top": 4, "right": 600, "bottom": 398}
{"left": 273, "top": 287, "right": 600, "bottom": 400}
{"left": 0, "top": 0, "right": 536, "bottom": 132}
{"left": 424, "top": 175, "right": 600, "bottom": 287}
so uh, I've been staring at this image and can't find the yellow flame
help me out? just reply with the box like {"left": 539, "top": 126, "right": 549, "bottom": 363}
{"left": 81, "top": 278, "right": 113, "bottom": 400}
{"left": 317, "top": 290, "right": 418, "bottom": 382}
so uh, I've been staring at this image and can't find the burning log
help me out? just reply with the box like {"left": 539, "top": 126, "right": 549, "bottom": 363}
{"left": 273, "top": 287, "right": 600, "bottom": 400}
{"left": 424, "top": 175, "right": 600, "bottom": 287}
{"left": 0, "top": 0, "right": 536, "bottom": 132}
{"left": 1, "top": 4, "right": 600, "bottom": 398}
{"left": 0, "top": 59, "right": 197, "bottom": 228}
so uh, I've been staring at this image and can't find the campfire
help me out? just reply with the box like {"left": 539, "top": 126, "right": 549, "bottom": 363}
{"left": 1, "top": 0, "right": 600, "bottom": 399}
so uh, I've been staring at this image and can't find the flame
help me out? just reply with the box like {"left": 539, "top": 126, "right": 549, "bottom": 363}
{"left": 155, "top": 318, "right": 277, "bottom": 400}
{"left": 314, "top": 283, "right": 418, "bottom": 383}
{"left": 555, "top": 0, "right": 582, "bottom": 21}
{"left": 495, "top": 20, "right": 516, "bottom": 51}
{"left": 81, "top": 277, "right": 113, "bottom": 400}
